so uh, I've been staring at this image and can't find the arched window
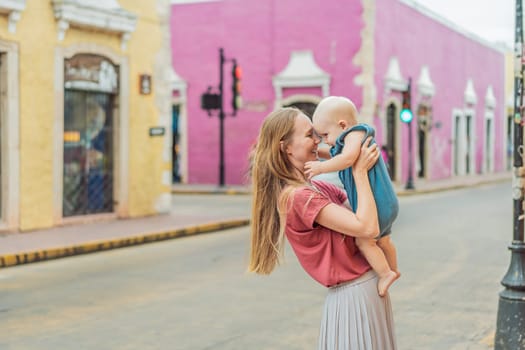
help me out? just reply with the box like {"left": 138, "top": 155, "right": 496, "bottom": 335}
{"left": 283, "top": 101, "right": 317, "bottom": 119}
{"left": 63, "top": 54, "right": 118, "bottom": 216}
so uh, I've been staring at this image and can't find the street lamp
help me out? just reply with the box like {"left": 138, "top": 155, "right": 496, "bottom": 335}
{"left": 494, "top": 0, "right": 525, "bottom": 348}
{"left": 400, "top": 78, "right": 415, "bottom": 190}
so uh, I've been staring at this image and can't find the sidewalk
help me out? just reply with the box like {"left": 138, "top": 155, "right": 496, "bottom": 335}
{"left": 394, "top": 171, "right": 512, "bottom": 196}
{"left": 0, "top": 172, "right": 511, "bottom": 268}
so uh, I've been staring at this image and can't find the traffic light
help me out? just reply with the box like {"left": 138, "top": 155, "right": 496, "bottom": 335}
{"left": 200, "top": 85, "right": 221, "bottom": 114}
{"left": 232, "top": 61, "right": 242, "bottom": 112}
{"left": 400, "top": 80, "right": 413, "bottom": 123}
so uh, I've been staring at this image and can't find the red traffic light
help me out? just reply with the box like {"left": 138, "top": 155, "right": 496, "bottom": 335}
{"left": 233, "top": 65, "right": 242, "bottom": 79}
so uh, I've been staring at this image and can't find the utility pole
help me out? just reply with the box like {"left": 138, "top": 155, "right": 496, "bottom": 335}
{"left": 494, "top": 1, "right": 525, "bottom": 348}
{"left": 219, "top": 48, "right": 225, "bottom": 187}
{"left": 200, "top": 48, "right": 242, "bottom": 187}
{"left": 400, "top": 77, "right": 415, "bottom": 190}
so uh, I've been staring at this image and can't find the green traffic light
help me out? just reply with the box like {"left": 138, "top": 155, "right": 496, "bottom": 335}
{"left": 400, "top": 108, "right": 413, "bottom": 123}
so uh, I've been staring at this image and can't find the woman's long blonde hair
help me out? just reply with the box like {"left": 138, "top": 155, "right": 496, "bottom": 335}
{"left": 248, "top": 108, "right": 306, "bottom": 274}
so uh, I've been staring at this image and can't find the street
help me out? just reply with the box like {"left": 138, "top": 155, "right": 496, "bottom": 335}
{"left": 0, "top": 182, "right": 512, "bottom": 350}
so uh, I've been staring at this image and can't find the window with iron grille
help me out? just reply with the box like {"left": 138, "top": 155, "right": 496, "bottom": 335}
{"left": 63, "top": 54, "right": 117, "bottom": 217}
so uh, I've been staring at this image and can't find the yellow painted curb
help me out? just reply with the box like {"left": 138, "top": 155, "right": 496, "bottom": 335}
{"left": 0, "top": 219, "right": 250, "bottom": 268}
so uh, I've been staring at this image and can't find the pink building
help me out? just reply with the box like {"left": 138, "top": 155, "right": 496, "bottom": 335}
{"left": 169, "top": 0, "right": 506, "bottom": 186}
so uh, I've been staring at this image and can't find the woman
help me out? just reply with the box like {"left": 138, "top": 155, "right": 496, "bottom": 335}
{"left": 248, "top": 108, "right": 397, "bottom": 349}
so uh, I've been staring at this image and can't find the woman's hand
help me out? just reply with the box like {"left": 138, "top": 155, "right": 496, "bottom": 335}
{"left": 353, "top": 137, "right": 379, "bottom": 173}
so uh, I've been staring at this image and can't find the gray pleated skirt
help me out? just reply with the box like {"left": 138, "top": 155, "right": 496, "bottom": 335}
{"left": 318, "top": 270, "right": 397, "bottom": 350}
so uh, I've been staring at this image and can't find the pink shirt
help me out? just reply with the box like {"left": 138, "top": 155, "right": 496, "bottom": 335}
{"left": 285, "top": 180, "right": 371, "bottom": 287}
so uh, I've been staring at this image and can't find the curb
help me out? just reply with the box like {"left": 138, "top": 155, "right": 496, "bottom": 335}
{"left": 0, "top": 218, "right": 250, "bottom": 269}
{"left": 172, "top": 176, "right": 512, "bottom": 197}
{"left": 1, "top": 177, "right": 510, "bottom": 269}
{"left": 396, "top": 176, "right": 511, "bottom": 197}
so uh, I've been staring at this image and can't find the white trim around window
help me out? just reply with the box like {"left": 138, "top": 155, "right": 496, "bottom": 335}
{"left": 0, "top": 39, "right": 19, "bottom": 231}
{"left": 53, "top": 43, "right": 130, "bottom": 224}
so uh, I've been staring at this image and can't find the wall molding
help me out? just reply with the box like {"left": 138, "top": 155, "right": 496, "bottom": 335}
{"left": 384, "top": 56, "right": 407, "bottom": 93}
{"left": 273, "top": 50, "right": 330, "bottom": 109}
{"left": 0, "top": 0, "right": 26, "bottom": 33}
{"left": 52, "top": 0, "right": 137, "bottom": 50}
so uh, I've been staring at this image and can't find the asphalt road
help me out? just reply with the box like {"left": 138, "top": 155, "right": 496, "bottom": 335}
{"left": 0, "top": 182, "right": 512, "bottom": 350}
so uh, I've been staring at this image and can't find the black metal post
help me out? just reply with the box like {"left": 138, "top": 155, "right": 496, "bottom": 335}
{"left": 405, "top": 78, "right": 415, "bottom": 190}
{"left": 495, "top": 1, "right": 525, "bottom": 348}
{"left": 405, "top": 120, "right": 415, "bottom": 190}
{"left": 219, "top": 48, "right": 225, "bottom": 187}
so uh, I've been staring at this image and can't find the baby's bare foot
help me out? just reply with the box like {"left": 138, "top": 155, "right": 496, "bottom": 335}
{"left": 378, "top": 270, "right": 398, "bottom": 297}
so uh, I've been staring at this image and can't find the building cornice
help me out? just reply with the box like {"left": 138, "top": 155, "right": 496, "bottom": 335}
{"left": 417, "top": 65, "right": 435, "bottom": 98}
{"left": 485, "top": 85, "right": 496, "bottom": 109}
{"left": 384, "top": 56, "right": 407, "bottom": 92}
{"left": 0, "top": 0, "right": 25, "bottom": 33}
{"left": 399, "top": 0, "right": 506, "bottom": 54}
{"left": 464, "top": 78, "right": 477, "bottom": 105}
{"left": 52, "top": 0, "right": 137, "bottom": 50}
{"left": 273, "top": 50, "right": 330, "bottom": 107}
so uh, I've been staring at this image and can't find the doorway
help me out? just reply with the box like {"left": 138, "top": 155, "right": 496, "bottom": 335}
{"left": 417, "top": 105, "right": 431, "bottom": 178}
{"left": 62, "top": 54, "right": 118, "bottom": 217}
{"left": 452, "top": 111, "right": 475, "bottom": 176}
{"left": 465, "top": 114, "right": 473, "bottom": 174}
{"left": 453, "top": 114, "right": 461, "bottom": 175}
{"left": 63, "top": 91, "right": 114, "bottom": 216}
{"left": 484, "top": 116, "right": 494, "bottom": 173}
{"left": 386, "top": 103, "right": 397, "bottom": 179}
{"left": 172, "top": 105, "right": 181, "bottom": 183}
{"left": 507, "top": 114, "right": 513, "bottom": 170}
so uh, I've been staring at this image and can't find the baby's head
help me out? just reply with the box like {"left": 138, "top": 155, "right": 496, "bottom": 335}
{"left": 312, "top": 96, "right": 358, "bottom": 146}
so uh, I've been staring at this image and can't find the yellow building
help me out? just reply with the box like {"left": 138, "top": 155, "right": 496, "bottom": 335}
{"left": 505, "top": 48, "right": 515, "bottom": 171}
{"left": 0, "top": 0, "right": 172, "bottom": 232}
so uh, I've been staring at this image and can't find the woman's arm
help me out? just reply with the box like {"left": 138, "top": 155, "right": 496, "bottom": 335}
{"left": 315, "top": 137, "right": 380, "bottom": 238}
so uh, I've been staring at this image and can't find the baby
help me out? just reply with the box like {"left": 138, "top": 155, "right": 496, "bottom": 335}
{"left": 305, "top": 96, "right": 399, "bottom": 296}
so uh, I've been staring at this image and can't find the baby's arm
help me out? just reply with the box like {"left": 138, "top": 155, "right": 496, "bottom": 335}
{"left": 317, "top": 146, "right": 332, "bottom": 160}
{"left": 305, "top": 131, "right": 364, "bottom": 178}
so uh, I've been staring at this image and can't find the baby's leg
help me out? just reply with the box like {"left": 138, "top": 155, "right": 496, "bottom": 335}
{"left": 355, "top": 237, "right": 397, "bottom": 297}
{"left": 377, "top": 235, "right": 399, "bottom": 276}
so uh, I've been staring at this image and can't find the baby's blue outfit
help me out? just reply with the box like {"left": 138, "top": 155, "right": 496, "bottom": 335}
{"left": 331, "top": 123, "right": 399, "bottom": 237}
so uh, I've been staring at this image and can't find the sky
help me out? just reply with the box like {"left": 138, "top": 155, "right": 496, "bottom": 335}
{"left": 412, "top": 0, "right": 515, "bottom": 48}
